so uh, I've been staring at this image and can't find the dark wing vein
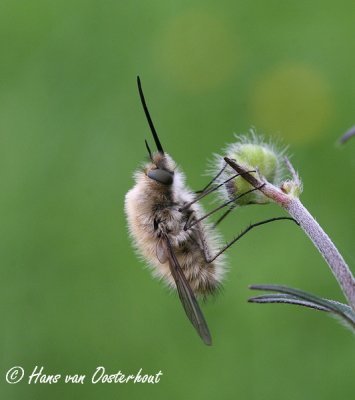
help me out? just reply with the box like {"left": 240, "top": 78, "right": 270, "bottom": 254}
{"left": 162, "top": 234, "right": 212, "bottom": 345}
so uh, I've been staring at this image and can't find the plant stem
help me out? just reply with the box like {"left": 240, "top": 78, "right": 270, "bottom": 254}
{"left": 224, "top": 157, "right": 355, "bottom": 311}
{"left": 285, "top": 198, "right": 355, "bottom": 309}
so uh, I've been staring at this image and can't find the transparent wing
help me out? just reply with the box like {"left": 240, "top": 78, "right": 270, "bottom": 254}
{"left": 162, "top": 234, "right": 212, "bottom": 346}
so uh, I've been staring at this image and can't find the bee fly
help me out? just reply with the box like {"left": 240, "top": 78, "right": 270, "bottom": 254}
{"left": 125, "top": 77, "right": 227, "bottom": 345}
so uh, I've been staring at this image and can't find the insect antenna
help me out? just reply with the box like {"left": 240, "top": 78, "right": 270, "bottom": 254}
{"left": 145, "top": 139, "right": 153, "bottom": 161}
{"left": 137, "top": 76, "right": 164, "bottom": 154}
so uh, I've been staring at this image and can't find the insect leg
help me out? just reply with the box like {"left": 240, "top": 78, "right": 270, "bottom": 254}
{"left": 183, "top": 185, "right": 263, "bottom": 231}
{"left": 192, "top": 220, "right": 213, "bottom": 263}
{"left": 195, "top": 163, "right": 227, "bottom": 194}
{"left": 180, "top": 170, "right": 256, "bottom": 212}
{"left": 205, "top": 217, "right": 299, "bottom": 263}
{"left": 212, "top": 204, "right": 236, "bottom": 228}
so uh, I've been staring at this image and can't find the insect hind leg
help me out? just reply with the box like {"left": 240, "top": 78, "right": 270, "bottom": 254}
{"left": 183, "top": 190, "right": 298, "bottom": 264}
{"left": 204, "top": 217, "right": 299, "bottom": 263}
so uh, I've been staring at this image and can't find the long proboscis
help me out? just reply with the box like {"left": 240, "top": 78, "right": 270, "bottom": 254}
{"left": 137, "top": 76, "right": 164, "bottom": 154}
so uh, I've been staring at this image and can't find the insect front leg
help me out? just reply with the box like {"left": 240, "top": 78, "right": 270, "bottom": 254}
{"left": 179, "top": 167, "right": 256, "bottom": 214}
{"left": 183, "top": 186, "right": 263, "bottom": 231}
{"left": 194, "top": 163, "right": 228, "bottom": 194}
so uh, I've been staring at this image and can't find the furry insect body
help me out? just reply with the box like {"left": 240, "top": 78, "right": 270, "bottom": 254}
{"left": 125, "top": 152, "right": 226, "bottom": 297}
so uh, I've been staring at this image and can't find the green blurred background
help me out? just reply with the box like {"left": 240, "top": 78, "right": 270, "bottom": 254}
{"left": 1, "top": 1, "right": 354, "bottom": 399}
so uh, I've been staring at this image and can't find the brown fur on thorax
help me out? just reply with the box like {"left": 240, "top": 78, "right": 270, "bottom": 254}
{"left": 125, "top": 152, "right": 227, "bottom": 297}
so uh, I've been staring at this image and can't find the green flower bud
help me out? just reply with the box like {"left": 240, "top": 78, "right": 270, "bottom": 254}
{"left": 212, "top": 133, "right": 286, "bottom": 205}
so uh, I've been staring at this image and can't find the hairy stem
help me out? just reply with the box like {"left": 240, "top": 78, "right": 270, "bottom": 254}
{"left": 284, "top": 198, "right": 355, "bottom": 310}
{"left": 224, "top": 157, "right": 355, "bottom": 311}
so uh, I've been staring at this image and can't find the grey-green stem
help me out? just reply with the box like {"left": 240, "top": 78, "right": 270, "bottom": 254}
{"left": 285, "top": 198, "right": 355, "bottom": 310}
{"left": 224, "top": 157, "right": 355, "bottom": 311}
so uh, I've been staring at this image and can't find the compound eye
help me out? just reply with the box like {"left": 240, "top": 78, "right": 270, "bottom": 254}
{"left": 148, "top": 169, "right": 173, "bottom": 185}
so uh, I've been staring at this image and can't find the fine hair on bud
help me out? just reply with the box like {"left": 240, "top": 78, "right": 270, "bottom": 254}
{"left": 210, "top": 130, "right": 288, "bottom": 205}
